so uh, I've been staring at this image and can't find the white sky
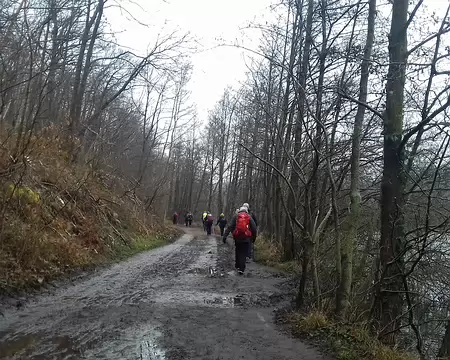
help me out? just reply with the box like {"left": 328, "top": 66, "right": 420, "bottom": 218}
{"left": 107, "top": 0, "right": 274, "bottom": 122}
{"left": 106, "top": 0, "right": 448, "bottom": 123}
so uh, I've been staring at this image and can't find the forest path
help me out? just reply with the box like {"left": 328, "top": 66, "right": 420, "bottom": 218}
{"left": 0, "top": 227, "right": 330, "bottom": 360}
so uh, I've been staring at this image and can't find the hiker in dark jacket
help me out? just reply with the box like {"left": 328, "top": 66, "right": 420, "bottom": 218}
{"left": 222, "top": 207, "right": 257, "bottom": 275}
{"left": 172, "top": 212, "right": 179, "bottom": 225}
{"left": 185, "top": 212, "right": 193, "bottom": 227}
{"left": 216, "top": 213, "right": 227, "bottom": 236}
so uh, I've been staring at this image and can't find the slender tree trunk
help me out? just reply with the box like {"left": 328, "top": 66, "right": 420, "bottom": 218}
{"left": 47, "top": 0, "right": 59, "bottom": 123}
{"left": 336, "top": 0, "right": 376, "bottom": 319}
{"left": 69, "top": 0, "right": 95, "bottom": 135}
{"left": 217, "top": 158, "right": 224, "bottom": 214}
{"left": 304, "top": 0, "right": 327, "bottom": 309}
{"left": 373, "top": 0, "right": 408, "bottom": 345}
{"left": 207, "top": 135, "right": 215, "bottom": 211}
{"left": 194, "top": 158, "right": 208, "bottom": 214}
{"left": 296, "top": 0, "right": 314, "bottom": 308}
{"left": 438, "top": 320, "right": 450, "bottom": 359}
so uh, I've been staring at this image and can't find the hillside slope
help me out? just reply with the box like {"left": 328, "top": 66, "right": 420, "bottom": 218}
{"left": 0, "top": 132, "right": 178, "bottom": 294}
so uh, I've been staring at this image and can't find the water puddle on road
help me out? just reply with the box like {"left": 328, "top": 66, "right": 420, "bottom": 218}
{"left": 202, "top": 293, "right": 283, "bottom": 308}
{"left": 187, "top": 266, "right": 224, "bottom": 277}
{"left": 149, "top": 288, "right": 282, "bottom": 309}
{"left": 151, "top": 290, "right": 248, "bottom": 308}
{"left": 203, "top": 294, "right": 246, "bottom": 307}
{"left": 138, "top": 327, "right": 166, "bottom": 360}
{"left": 186, "top": 239, "right": 217, "bottom": 275}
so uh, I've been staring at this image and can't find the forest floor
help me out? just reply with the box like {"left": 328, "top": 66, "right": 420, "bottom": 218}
{"left": 0, "top": 226, "right": 330, "bottom": 360}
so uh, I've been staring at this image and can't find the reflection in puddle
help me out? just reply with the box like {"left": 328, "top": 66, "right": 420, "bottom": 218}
{"left": 139, "top": 327, "right": 166, "bottom": 360}
{"left": 187, "top": 267, "right": 224, "bottom": 278}
{"left": 152, "top": 290, "right": 247, "bottom": 308}
{"left": 204, "top": 295, "right": 245, "bottom": 308}
{"left": 140, "top": 339, "right": 165, "bottom": 360}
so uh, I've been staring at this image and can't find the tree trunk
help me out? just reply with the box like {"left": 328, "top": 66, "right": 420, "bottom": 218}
{"left": 373, "top": 0, "right": 408, "bottom": 345}
{"left": 193, "top": 158, "right": 208, "bottom": 215}
{"left": 47, "top": 0, "right": 59, "bottom": 123}
{"left": 336, "top": 0, "right": 376, "bottom": 319}
{"left": 69, "top": 0, "right": 97, "bottom": 135}
{"left": 438, "top": 320, "right": 450, "bottom": 359}
{"left": 217, "top": 158, "right": 224, "bottom": 214}
{"left": 207, "top": 135, "right": 215, "bottom": 211}
{"left": 297, "top": 240, "right": 312, "bottom": 308}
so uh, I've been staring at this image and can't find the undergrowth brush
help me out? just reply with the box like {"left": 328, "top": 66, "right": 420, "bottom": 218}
{"left": 254, "top": 234, "right": 300, "bottom": 273}
{"left": 286, "top": 308, "right": 418, "bottom": 360}
{"left": 0, "top": 129, "right": 179, "bottom": 294}
{"left": 255, "top": 236, "right": 418, "bottom": 360}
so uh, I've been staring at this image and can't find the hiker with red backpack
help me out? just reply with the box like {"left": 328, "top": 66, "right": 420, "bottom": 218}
{"left": 205, "top": 212, "right": 214, "bottom": 235}
{"left": 222, "top": 206, "right": 257, "bottom": 275}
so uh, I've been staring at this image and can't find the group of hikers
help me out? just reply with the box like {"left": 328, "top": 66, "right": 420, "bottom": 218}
{"left": 172, "top": 203, "right": 257, "bottom": 275}
{"left": 172, "top": 211, "right": 193, "bottom": 226}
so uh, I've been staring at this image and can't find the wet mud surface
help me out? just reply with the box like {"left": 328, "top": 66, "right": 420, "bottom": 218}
{"left": 0, "top": 228, "right": 330, "bottom": 360}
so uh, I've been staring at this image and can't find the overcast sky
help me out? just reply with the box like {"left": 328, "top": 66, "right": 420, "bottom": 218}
{"left": 107, "top": 0, "right": 274, "bottom": 122}
{"left": 106, "top": 0, "right": 448, "bottom": 123}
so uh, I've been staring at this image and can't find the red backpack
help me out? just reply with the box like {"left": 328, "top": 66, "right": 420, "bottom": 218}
{"left": 232, "top": 212, "right": 252, "bottom": 239}
{"left": 206, "top": 214, "right": 213, "bottom": 223}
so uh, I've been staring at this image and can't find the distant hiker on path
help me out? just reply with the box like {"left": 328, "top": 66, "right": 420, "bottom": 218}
{"left": 185, "top": 212, "right": 193, "bottom": 227}
{"left": 205, "top": 212, "right": 214, "bottom": 235}
{"left": 216, "top": 213, "right": 227, "bottom": 236}
{"left": 202, "top": 211, "right": 208, "bottom": 231}
{"left": 222, "top": 206, "right": 257, "bottom": 275}
{"left": 172, "top": 212, "right": 179, "bottom": 225}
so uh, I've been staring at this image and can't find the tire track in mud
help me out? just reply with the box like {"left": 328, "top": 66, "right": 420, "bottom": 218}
{"left": 0, "top": 228, "right": 330, "bottom": 360}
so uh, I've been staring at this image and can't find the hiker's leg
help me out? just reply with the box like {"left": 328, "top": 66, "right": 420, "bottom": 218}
{"left": 234, "top": 241, "right": 239, "bottom": 269}
{"left": 242, "top": 242, "right": 249, "bottom": 271}
{"left": 237, "top": 242, "right": 248, "bottom": 272}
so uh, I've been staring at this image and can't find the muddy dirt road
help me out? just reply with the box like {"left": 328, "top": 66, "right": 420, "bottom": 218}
{"left": 0, "top": 228, "right": 329, "bottom": 360}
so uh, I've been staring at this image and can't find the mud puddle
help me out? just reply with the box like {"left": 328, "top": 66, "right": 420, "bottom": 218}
{"left": 203, "top": 294, "right": 245, "bottom": 307}
{"left": 187, "top": 266, "right": 225, "bottom": 277}
{"left": 139, "top": 328, "right": 166, "bottom": 360}
{"left": 147, "top": 288, "right": 284, "bottom": 309}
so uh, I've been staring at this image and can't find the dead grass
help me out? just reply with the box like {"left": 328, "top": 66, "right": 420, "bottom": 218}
{"left": 0, "top": 129, "right": 179, "bottom": 294}
{"left": 254, "top": 234, "right": 300, "bottom": 273}
{"left": 288, "top": 311, "right": 418, "bottom": 360}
